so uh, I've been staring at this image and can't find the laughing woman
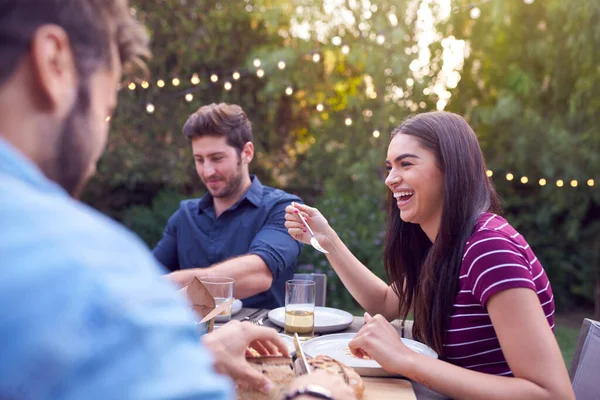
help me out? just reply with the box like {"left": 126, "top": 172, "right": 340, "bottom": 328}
{"left": 284, "top": 112, "right": 574, "bottom": 400}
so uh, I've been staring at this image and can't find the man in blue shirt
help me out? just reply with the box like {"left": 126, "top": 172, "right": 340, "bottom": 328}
{"left": 153, "top": 103, "right": 303, "bottom": 309}
{"left": 0, "top": 2, "right": 355, "bottom": 399}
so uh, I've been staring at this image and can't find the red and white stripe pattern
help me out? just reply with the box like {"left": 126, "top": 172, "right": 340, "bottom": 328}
{"left": 444, "top": 213, "right": 554, "bottom": 376}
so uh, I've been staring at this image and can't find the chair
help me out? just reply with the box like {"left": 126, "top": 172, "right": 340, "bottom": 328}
{"left": 569, "top": 318, "right": 600, "bottom": 399}
{"left": 293, "top": 273, "right": 327, "bottom": 307}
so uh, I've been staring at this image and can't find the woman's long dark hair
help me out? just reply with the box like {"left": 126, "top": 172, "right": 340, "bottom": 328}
{"left": 384, "top": 112, "right": 501, "bottom": 357}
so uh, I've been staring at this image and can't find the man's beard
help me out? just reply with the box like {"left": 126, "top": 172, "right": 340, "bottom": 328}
{"left": 209, "top": 158, "right": 245, "bottom": 200}
{"left": 43, "top": 84, "right": 96, "bottom": 198}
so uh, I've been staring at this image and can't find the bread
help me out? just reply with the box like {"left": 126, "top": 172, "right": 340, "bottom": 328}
{"left": 236, "top": 356, "right": 296, "bottom": 400}
{"left": 236, "top": 355, "right": 364, "bottom": 400}
{"left": 308, "top": 355, "right": 364, "bottom": 399}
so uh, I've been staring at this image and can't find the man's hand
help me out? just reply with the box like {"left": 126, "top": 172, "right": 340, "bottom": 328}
{"left": 201, "top": 321, "right": 290, "bottom": 393}
{"left": 166, "top": 270, "right": 194, "bottom": 288}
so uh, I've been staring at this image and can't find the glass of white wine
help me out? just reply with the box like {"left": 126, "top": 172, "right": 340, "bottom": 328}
{"left": 284, "top": 279, "right": 316, "bottom": 339}
{"left": 200, "top": 277, "right": 235, "bottom": 321}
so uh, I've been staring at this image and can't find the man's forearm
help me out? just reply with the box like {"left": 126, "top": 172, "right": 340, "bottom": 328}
{"left": 167, "top": 254, "right": 274, "bottom": 299}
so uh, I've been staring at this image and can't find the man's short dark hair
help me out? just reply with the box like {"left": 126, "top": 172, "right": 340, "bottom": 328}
{"left": 183, "top": 103, "right": 253, "bottom": 155}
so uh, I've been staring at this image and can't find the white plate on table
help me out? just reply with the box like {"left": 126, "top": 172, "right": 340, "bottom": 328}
{"left": 268, "top": 306, "right": 354, "bottom": 333}
{"left": 302, "top": 333, "right": 437, "bottom": 377}
{"left": 215, "top": 299, "right": 243, "bottom": 323}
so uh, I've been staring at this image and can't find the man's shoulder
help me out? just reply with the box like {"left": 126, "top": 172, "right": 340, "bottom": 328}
{"left": 260, "top": 184, "right": 302, "bottom": 205}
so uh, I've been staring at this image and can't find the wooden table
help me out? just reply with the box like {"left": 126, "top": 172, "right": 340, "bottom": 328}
{"left": 221, "top": 308, "right": 448, "bottom": 399}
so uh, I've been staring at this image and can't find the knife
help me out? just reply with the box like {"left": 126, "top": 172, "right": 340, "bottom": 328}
{"left": 293, "top": 333, "right": 311, "bottom": 375}
{"left": 200, "top": 298, "right": 234, "bottom": 323}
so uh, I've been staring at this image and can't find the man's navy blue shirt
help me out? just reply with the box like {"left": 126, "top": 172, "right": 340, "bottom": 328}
{"left": 152, "top": 176, "right": 302, "bottom": 309}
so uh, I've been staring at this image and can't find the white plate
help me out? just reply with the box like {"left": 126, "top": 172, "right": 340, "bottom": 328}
{"left": 302, "top": 333, "right": 438, "bottom": 377}
{"left": 267, "top": 306, "right": 354, "bottom": 333}
{"left": 215, "top": 299, "right": 242, "bottom": 323}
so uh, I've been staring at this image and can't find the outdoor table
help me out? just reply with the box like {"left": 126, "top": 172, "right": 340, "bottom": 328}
{"left": 217, "top": 308, "right": 448, "bottom": 400}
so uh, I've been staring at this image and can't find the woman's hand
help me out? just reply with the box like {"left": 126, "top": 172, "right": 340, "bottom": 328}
{"left": 349, "top": 313, "right": 418, "bottom": 375}
{"left": 284, "top": 202, "right": 335, "bottom": 250}
{"left": 202, "top": 320, "right": 290, "bottom": 393}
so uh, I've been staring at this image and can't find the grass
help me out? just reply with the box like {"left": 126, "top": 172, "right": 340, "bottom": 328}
{"left": 555, "top": 323, "right": 580, "bottom": 367}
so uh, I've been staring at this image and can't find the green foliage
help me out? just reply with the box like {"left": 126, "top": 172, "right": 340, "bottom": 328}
{"left": 122, "top": 189, "right": 204, "bottom": 248}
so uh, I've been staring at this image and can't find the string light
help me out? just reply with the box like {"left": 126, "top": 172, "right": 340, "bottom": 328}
{"left": 556, "top": 180, "right": 564, "bottom": 187}
{"left": 588, "top": 179, "right": 595, "bottom": 187}
{"left": 141, "top": 81, "right": 149, "bottom": 89}
{"left": 278, "top": 61, "right": 286, "bottom": 70}
{"left": 376, "top": 34, "right": 385, "bottom": 45}
{"left": 521, "top": 176, "right": 528, "bottom": 184}
{"left": 285, "top": 86, "right": 293, "bottom": 95}
{"left": 157, "top": 80, "right": 165, "bottom": 88}
{"left": 128, "top": 82, "right": 136, "bottom": 90}
{"left": 312, "top": 53, "right": 321, "bottom": 63}
{"left": 486, "top": 170, "right": 493, "bottom": 177}
{"left": 332, "top": 36, "right": 342, "bottom": 46}
{"left": 345, "top": 117, "right": 352, "bottom": 126}
{"left": 256, "top": 69, "right": 265, "bottom": 78}
{"left": 372, "top": 130, "right": 380, "bottom": 138}
{"left": 470, "top": 7, "right": 481, "bottom": 19}
{"left": 105, "top": 116, "right": 111, "bottom": 122}
{"left": 191, "top": 74, "right": 200, "bottom": 85}
{"left": 341, "top": 45, "right": 350, "bottom": 55}
{"left": 224, "top": 81, "right": 232, "bottom": 91}
{"left": 253, "top": 59, "right": 261, "bottom": 67}
{"left": 185, "top": 93, "right": 193, "bottom": 102}
{"left": 506, "top": 173, "right": 514, "bottom": 181}
{"left": 524, "top": 0, "right": 534, "bottom": 4}
{"left": 172, "top": 78, "right": 180, "bottom": 86}
{"left": 316, "top": 104, "right": 324, "bottom": 112}
{"left": 570, "top": 180, "right": 578, "bottom": 188}
{"left": 232, "top": 72, "right": 241, "bottom": 80}
{"left": 539, "top": 178, "right": 547, "bottom": 186}
{"left": 146, "top": 104, "right": 155, "bottom": 114}
{"left": 210, "top": 74, "right": 218, "bottom": 83}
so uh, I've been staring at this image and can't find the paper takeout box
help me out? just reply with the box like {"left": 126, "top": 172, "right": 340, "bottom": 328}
{"left": 179, "top": 277, "right": 216, "bottom": 333}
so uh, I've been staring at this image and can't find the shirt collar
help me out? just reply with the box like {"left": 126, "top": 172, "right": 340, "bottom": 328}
{"left": 0, "top": 137, "right": 66, "bottom": 196}
{"left": 198, "top": 174, "right": 264, "bottom": 214}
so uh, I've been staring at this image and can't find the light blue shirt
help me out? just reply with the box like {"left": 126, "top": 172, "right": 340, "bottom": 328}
{"left": 0, "top": 138, "right": 233, "bottom": 400}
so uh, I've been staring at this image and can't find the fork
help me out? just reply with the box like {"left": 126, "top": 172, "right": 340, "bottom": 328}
{"left": 296, "top": 211, "right": 329, "bottom": 254}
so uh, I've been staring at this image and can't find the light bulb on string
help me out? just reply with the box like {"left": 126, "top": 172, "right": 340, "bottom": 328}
{"left": 556, "top": 180, "right": 564, "bottom": 187}
{"left": 520, "top": 176, "right": 528, "bottom": 184}
{"left": 470, "top": 7, "right": 481, "bottom": 19}
{"left": 191, "top": 74, "right": 200, "bottom": 85}
{"left": 157, "top": 79, "right": 165, "bottom": 88}
{"left": 185, "top": 93, "right": 193, "bottom": 102}
{"left": 312, "top": 53, "right": 321, "bottom": 63}
{"left": 539, "top": 178, "right": 547, "bottom": 186}
{"left": 372, "top": 130, "right": 380, "bottom": 138}
{"left": 506, "top": 173, "right": 514, "bottom": 181}
{"left": 345, "top": 117, "right": 352, "bottom": 126}
{"left": 524, "top": 0, "right": 534, "bottom": 4}
{"left": 285, "top": 87, "right": 293, "bottom": 95}
{"left": 232, "top": 72, "right": 241, "bottom": 80}
{"left": 146, "top": 104, "right": 155, "bottom": 114}
{"left": 376, "top": 34, "right": 385, "bottom": 45}
{"left": 486, "top": 170, "right": 493, "bottom": 178}
{"left": 128, "top": 82, "right": 136, "bottom": 90}
{"left": 571, "top": 180, "right": 578, "bottom": 187}
{"left": 588, "top": 179, "right": 595, "bottom": 187}
{"left": 256, "top": 69, "right": 265, "bottom": 78}
{"left": 332, "top": 36, "right": 342, "bottom": 46}
{"left": 224, "top": 82, "right": 232, "bottom": 91}
{"left": 253, "top": 59, "right": 261, "bottom": 68}
{"left": 141, "top": 81, "right": 149, "bottom": 89}
{"left": 278, "top": 61, "right": 286, "bottom": 70}
{"left": 210, "top": 74, "right": 218, "bottom": 83}
{"left": 316, "top": 104, "right": 324, "bottom": 112}
{"left": 172, "top": 78, "right": 180, "bottom": 86}
{"left": 105, "top": 116, "right": 111, "bottom": 123}
{"left": 341, "top": 45, "right": 350, "bottom": 55}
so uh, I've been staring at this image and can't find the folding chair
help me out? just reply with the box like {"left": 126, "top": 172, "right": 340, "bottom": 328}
{"left": 569, "top": 318, "right": 600, "bottom": 399}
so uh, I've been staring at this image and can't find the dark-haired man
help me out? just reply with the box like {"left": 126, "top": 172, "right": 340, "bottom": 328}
{"left": 0, "top": 1, "right": 353, "bottom": 399}
{"left": 153, "top": 103, "right": 303, "bottom": 309}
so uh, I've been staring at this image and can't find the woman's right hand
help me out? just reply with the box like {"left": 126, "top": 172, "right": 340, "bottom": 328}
{"left": 284, "top": 202, "right": 335, "bottom": 250}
